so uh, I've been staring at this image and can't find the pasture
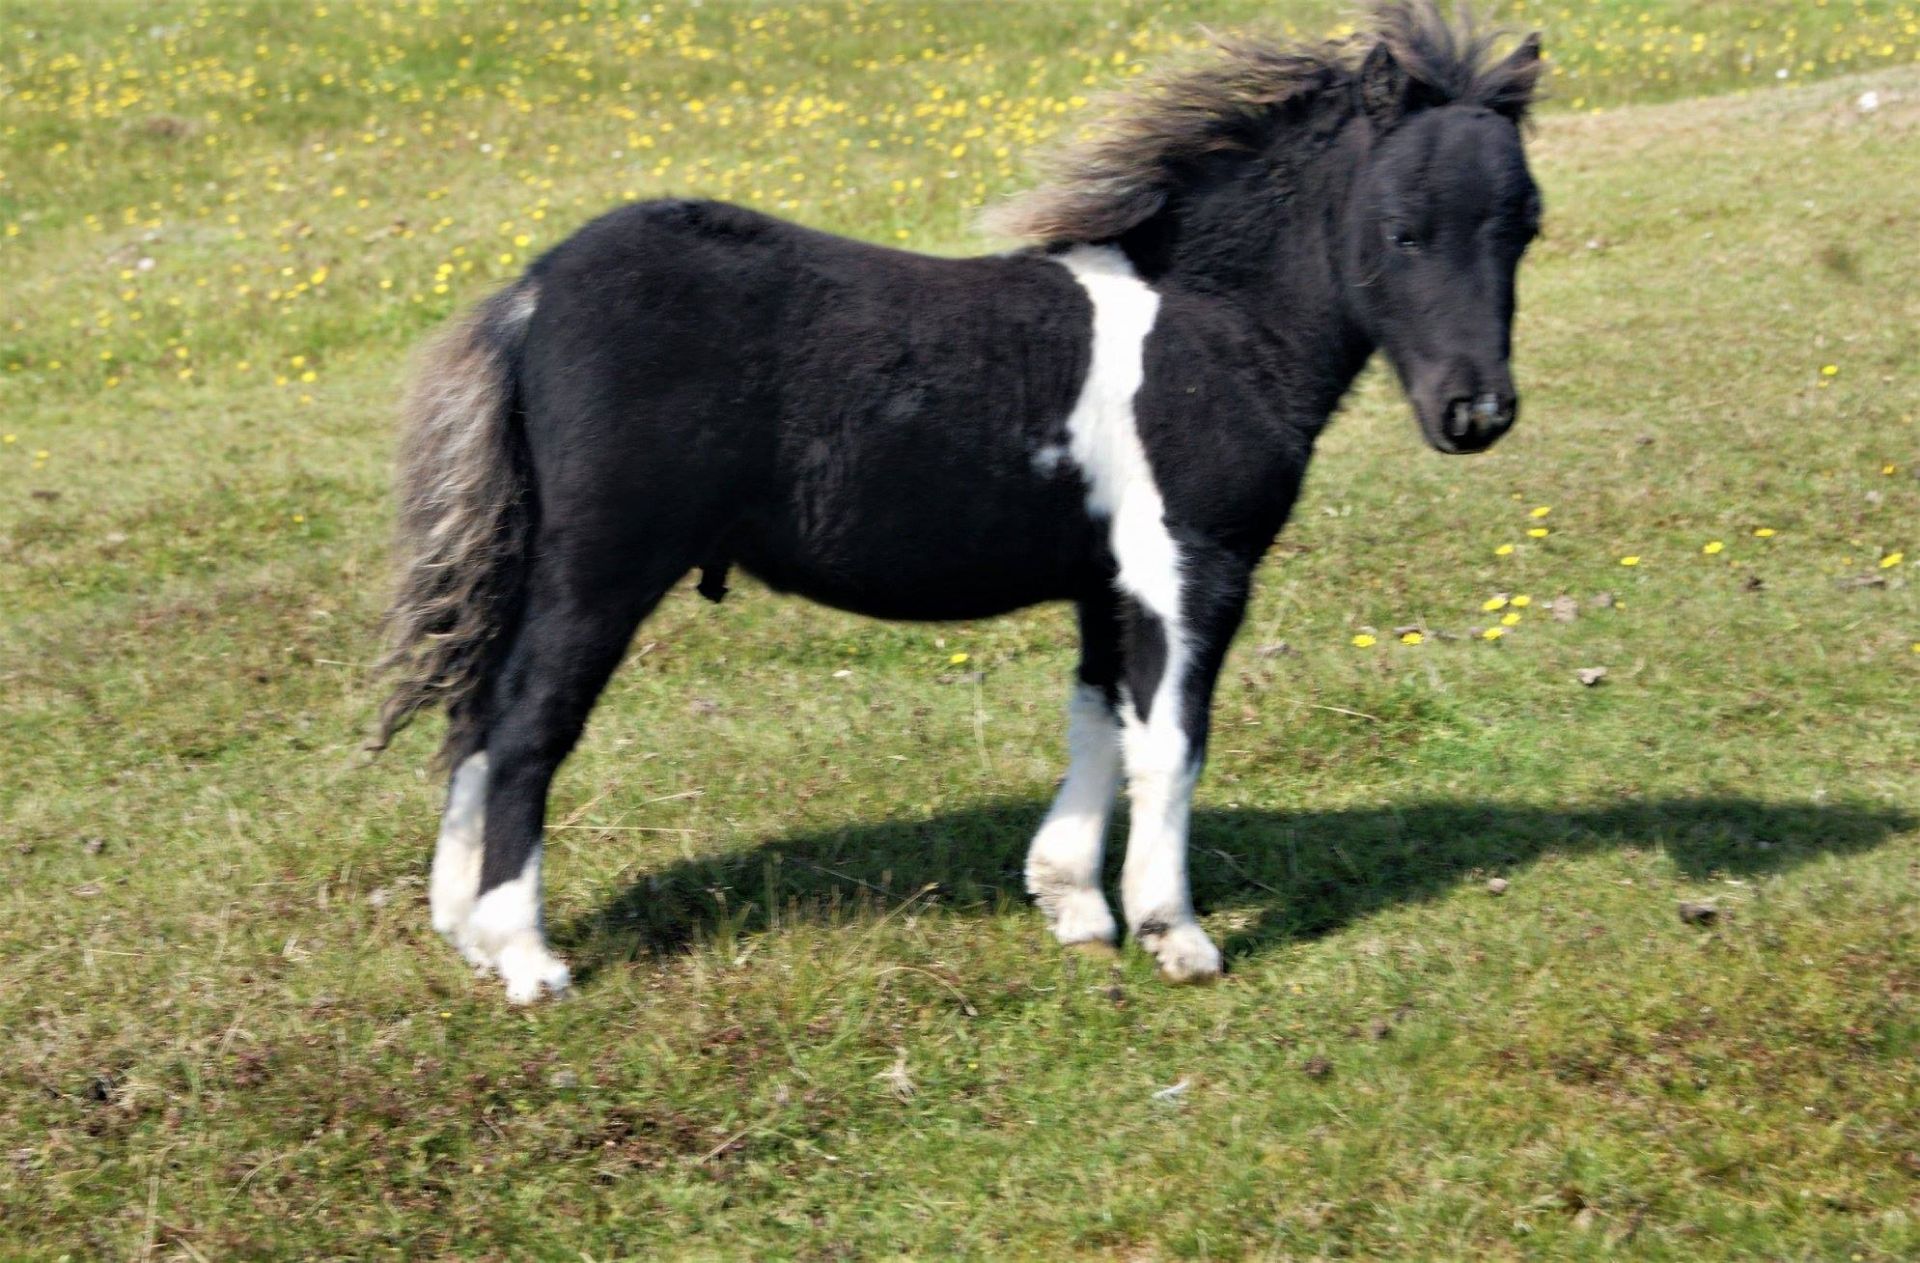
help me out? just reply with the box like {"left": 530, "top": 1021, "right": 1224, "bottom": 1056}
{"left": 4, "top": 1, "right": 1918, "bottom": 1258}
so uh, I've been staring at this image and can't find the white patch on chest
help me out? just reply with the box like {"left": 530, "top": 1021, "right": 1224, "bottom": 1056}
{"left": 1051, "top": 246, "right": 1179, "bottom": 623}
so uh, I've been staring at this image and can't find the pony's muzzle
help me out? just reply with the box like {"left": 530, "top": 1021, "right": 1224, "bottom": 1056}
{"left": 1432, "top": 389, "right": 1515, "bottom": 454}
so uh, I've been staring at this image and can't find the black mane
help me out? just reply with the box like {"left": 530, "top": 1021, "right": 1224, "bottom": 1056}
{"left": 986, "top": 2, "right": 1543, "bottom": 246}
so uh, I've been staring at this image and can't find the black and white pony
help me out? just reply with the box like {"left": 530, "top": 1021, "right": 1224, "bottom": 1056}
{"left": 371, "top": 3, "right": 1545, "bottom": 1002}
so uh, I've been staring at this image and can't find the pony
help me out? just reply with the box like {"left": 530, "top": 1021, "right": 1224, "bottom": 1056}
{"left": 370, "top": 2, "right": 1545, "bottom": 1002}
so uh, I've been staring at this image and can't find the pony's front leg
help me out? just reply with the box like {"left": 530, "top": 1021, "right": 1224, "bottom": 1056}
{"left": 1115, "top": 559, "right": 1248, "bottom": 982}
{"left": 1026, "top": 595, "right": 1125, "bottom": 949}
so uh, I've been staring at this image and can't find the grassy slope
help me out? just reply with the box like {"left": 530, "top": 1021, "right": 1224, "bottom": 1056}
{"left": 3, "top": 3, "right": 1919, "bottom": 1259}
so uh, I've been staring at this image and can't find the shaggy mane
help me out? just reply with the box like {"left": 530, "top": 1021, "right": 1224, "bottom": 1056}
{"left": 985, "top": 2, "right": 1542, "bottom": 245}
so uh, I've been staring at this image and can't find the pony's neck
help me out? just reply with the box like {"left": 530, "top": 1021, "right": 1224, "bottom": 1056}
{"left": 1116, "top": 115, "right": 1375, "bottom": 420}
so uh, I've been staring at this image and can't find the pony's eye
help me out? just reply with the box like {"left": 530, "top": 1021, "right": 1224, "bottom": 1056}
{"left": 1389, "top": 228, "right": 1421, "bottom": 252}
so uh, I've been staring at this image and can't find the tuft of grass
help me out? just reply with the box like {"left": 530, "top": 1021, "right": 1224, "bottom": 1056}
{"left": 3, "top": 3, "right": 1917, "bottom": 1258}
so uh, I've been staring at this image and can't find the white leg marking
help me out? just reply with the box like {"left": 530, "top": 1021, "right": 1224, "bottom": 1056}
{"left": 460, "top": 845, "right": 571, "bottom": 1004}
{"left": 1117, "top": 714, "right": 1219, "bottom": 982}
{"left": 1054, "top": 245, "right": 1220, "bottom": 982}
{"left": 430, "top": 752, "right": 488, "bottom": 939}
{"left": 1026, "top": 683, "right": 1122, "bottom": 946}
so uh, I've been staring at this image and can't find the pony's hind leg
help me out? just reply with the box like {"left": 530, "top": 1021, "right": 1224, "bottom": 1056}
{"left": 449, "top": 555, "right": 676, "bottom": 1002}
{"left": 1026, "top": 593, "right": 1124, "bottom": 949}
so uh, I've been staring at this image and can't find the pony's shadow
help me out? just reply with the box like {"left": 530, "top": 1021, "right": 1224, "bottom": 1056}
{"left": 552, "top": 796, "right": 1913, "bottom": 982}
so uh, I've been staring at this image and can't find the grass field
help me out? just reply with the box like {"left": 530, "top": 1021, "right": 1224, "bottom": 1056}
{"left": 4, "top": 1, "right": 1919, "bottom": 1258}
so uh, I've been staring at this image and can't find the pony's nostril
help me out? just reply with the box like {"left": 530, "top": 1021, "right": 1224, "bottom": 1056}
{"left": 1473, "top": 393, "right": 1503, "bottom": 422}
{"left": 1446, "top": 398, "right": 1474, "bottom": 437}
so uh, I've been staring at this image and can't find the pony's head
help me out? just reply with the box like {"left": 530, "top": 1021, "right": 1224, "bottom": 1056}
{"left": 1342, "top": 20, "right": 1543, "bottom": 454}
{"left": 988, "top": 3, "right": 1545, "bottom": 456}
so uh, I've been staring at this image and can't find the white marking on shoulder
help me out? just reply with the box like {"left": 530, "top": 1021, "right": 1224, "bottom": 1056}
{"left": 503, "top": 281, "right": 539, "bottom": 328}
{"left": 1030, "top": 442, "right": 1070, "bottom": 477}
{"left": 1052, "top": 245, "right": 1179, "bottom": 621}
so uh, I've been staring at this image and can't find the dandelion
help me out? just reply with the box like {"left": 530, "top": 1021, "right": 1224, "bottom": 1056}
{"left": 1529, "top": 506, "right": 1551, "bottom": 518}
{"left": 1399, "top": 631, "right": 1423, "bottom": 645}
{"left": 1883, "top": 552, "right": 1905, "bottom": 569}
{"left": 1820, "top": 364, "right": 1838, "bottom": 377}
{"left": 948, "top": 652, "right": 969, "bottom": 665}
{"left": 1493, "top": 543, "right": 1515, "bottom": 557}
{"left": 1482, "top": 596, "right": 1508, "bottom": 612}
{"left": 1351, "top": 634, "right": 1377, "bottom": 648}
{"left": 1754, "top": 527, "right": 1776, "bottom": 538}
{"left": 1481, "top": 626, "right": 1506, "bottom": 641}
{"left": 1510, "top": 595, "right": 1532, "bottom": 608}
{"left": 1528, "top": 527, "right": 1549, "bottom": 539}
{"left": 1619, "top": 555, "right": 1640, "bottom": 566}
{"left": 1703, "top": 540, "right": 1724, "bottom": 554}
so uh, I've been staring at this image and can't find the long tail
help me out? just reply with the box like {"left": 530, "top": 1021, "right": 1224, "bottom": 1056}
{"left": 368, "top": 281, "right": 539, "bottom": 761}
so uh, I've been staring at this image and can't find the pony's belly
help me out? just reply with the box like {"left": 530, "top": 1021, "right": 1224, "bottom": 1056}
{"left": 735, "top": 506, "right": 1097, "bottom": 622}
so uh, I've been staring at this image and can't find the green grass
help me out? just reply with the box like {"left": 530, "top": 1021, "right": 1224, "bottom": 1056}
{"left": 3, "top": 2, "right": 1918, "bottom": 1258}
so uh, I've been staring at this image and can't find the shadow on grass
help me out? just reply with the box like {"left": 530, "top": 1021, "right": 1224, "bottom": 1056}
{"left": 553, "top": 797, "right": 1914, "bottom": 983}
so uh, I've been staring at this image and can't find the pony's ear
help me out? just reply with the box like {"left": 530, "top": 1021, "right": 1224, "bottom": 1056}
{"left": 1357, "top": 41, "right": 1412, "bottom": 128}
{"left": 1358, "top": 40, "right": 1444, "bottom": 129}
{"left": 1486, "top": 32, "right": 1544, "bottom": 122}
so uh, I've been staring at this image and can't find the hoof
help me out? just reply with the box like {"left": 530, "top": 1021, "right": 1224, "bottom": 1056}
{"left": 1045, "top": 887, "right": 1120, "bottom": 950}
{"left": 453, "top": 925, "right": 573, "bottom": 1004}
{"left": 497, "top": 935, "right": 573, "bottom": 1005}
{"left": 1140, "top": 921, "right": 1223, "bottom": 984}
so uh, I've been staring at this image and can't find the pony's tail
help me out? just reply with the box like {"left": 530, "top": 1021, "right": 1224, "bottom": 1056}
{"left": 368, "top": 280, "right": 539, "bottom": 763}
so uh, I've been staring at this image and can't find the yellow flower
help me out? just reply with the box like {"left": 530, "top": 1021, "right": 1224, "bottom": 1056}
{"left": 1351, "top": 634, "right": 1377, "bottom": 648}
{"left": 1510, "top": 595, "right": 1532, "bottom": 608}
{"left": 1882, "top": 552, "right": 1905, "bottom": 569}
{"left": 1883, "top": 464, "right": 1898, "bottom": 476}
{"left": 1481, "top": 626, "right": 1506, "bottom": 641}
{"left": 1529, "top": 505, "right": 1551, "bottom": 518}
{"left": 1501, "top": 612, "right": 1522, "bottom": 626}
{"left": 1, "top": 434, "right": 14, "bottom": 444}
{"left": 1399, "top": 631, "right": 1423, "bottom": 645}
{"left": 1703, "top": 540, "right": 1724, "bottom": 554}
{"left": 1820, "top": 364, "right": 1838, "bottom": 377}
{"left": 1493, "top": 543, "right": 1515, "bottom": 557}
{"left": 1528, "top": 527, "right": 1549, "bottom": 538}
{"left": 1482, "top": 596, "right": 1508, "bottom": 612}
{"left": 948, "top": 652, "right": 969, "bottom": 665}
{"left": 1619, "top": 555, "right": 1640, "bottom": 566}
{"left": 1754, "top": 527, "right": 1776, "bottom": 538}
